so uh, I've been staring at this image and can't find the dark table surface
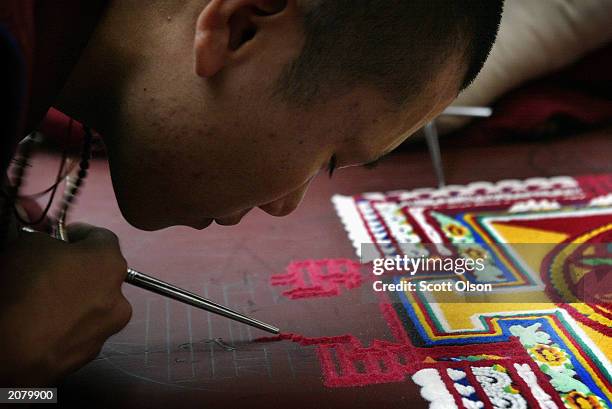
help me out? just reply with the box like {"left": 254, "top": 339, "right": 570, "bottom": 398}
{"left": 20, "top": 127, "right": 612, "bottom": 408}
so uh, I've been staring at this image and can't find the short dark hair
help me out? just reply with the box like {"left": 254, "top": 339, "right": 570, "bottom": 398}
{"left": 277, "top": 0, "right": 504, "bottom": 106}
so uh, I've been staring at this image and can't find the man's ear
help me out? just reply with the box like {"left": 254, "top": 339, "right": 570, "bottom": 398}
{"left": 194, "top": 0, "right": 287, "bottom": 78}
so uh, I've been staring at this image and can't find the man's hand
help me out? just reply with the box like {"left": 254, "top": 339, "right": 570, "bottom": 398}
{"left": 0, "top": 223, "right": 132, "bottom": 386}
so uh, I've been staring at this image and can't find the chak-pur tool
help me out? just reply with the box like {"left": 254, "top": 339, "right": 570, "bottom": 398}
{"left": 23, "top": 221, "right": 280, "bottom": 335}
{"left": 123, "top": 268, "right": 280, "bottom": 334}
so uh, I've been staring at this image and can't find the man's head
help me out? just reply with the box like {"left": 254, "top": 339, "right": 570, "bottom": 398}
{"left": 59, "top": 0, "right": 502, "bottom": 230}
{"left": 279, "top": 0, "right": 502, "bottom": 106}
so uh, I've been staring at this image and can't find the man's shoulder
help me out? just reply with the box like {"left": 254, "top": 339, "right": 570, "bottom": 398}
{"left": 0, "top": 1, "right": 33, "bottom": 172}
{"left": 0, "top": 26, "right": 27, "bottom": 173}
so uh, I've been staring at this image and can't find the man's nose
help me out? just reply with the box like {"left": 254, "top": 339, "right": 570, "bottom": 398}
{"left": 259, "top": 180, "right": 312, "bottom": 217}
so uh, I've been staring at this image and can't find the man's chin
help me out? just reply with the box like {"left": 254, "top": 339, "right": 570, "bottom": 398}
{"left": 124, "top": 218, "right": 213, "bottom": 232}
{"left": 118, "top": 207, "right": 249, "bottom": 231}
{"left": 123, "top": 217, "right": 172, "bottom": 232}
{"left": 212, "top": 208, "right": 252, "bottom": 226}
{"left": 117, "top": 205, "right": 188, "bottom": 231}
{"left": 191, "top": 214, "right": 246, "bottom": 229}
{"left": 195, "top": 218, "right": 214, "bottom": 230}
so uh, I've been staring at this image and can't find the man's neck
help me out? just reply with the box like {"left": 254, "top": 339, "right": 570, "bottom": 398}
{"left": 55, "top": 0, "right": 199, "bottom": 142}
{"left": 26, "top": 1, "right": 109, "bottom": 133}
{"left": 54, "top": 1, "right": 153, "bottom": 139}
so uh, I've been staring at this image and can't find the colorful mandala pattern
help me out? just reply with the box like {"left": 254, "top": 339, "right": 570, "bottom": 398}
{"left": 325, "top": 174, "right": 612, "bottom": 408}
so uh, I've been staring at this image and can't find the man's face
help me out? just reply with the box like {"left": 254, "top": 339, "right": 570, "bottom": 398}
{"left": 101, "top": 1, "right": 462, "bottom": 231}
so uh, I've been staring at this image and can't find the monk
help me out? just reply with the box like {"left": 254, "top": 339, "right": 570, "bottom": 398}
{"left": 0, "top": 0, "right": 503, "bottom": 385}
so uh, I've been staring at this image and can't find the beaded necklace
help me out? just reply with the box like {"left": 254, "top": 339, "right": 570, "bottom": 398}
{"left": 0, "top": 125, "right": 93, "bottom": 246}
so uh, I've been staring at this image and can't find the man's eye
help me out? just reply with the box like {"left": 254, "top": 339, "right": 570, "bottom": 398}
{"left": 327, "top": 154, "right": 338, "bottom": 178}
{"left": 364, "top": 157, "right": 382, "bottom": 169}
{"left": 363, "top": 153, "right": 390, "bottom": 170}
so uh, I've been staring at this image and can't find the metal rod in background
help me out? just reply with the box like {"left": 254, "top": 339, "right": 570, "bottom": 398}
{"left": 442, "top": 106, "right": 492, "bottom": 117}
{"left": 424, "top": 121, "right": 445, "bottom": 189}
{"left": 424, "top": 106, "right": 492, "bottom": 188}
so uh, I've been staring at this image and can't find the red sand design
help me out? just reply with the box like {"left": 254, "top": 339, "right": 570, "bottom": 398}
{"left": 270, "top": 259, "right": 363, "bottom": 299}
